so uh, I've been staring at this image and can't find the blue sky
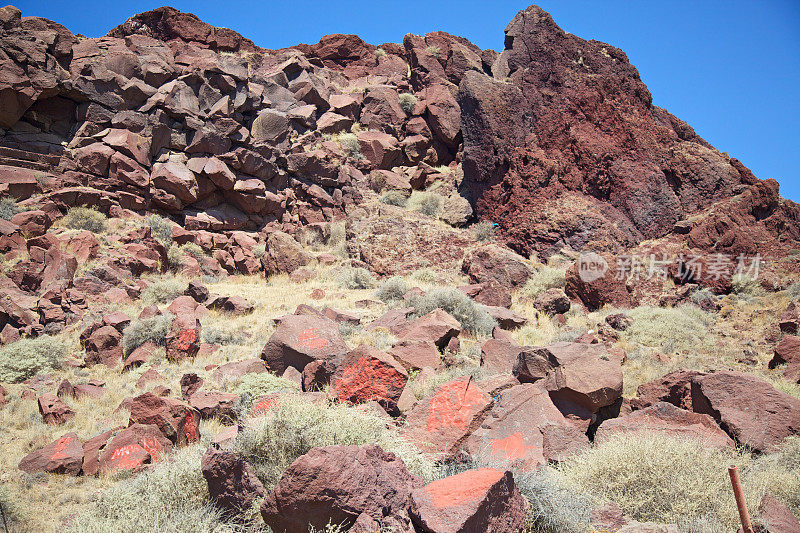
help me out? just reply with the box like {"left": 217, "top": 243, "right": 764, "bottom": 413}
{"left": 17, "top": 1, "right": 800, "bottom": 202}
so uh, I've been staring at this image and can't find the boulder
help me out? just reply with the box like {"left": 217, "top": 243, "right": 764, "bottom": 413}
{"left": 481, "top": 338, "right": 525, "bottom": 375}
{"left": 189, "top": 390, "right": 238, "bottom": 422}
{"left": 565, "top": 252, "right": 632, "bottom": 311}
{"left": 533, "top": 288, "right": 570, "bottom": 314}
{"left": 185, "top": 280, "right": 210, "bottom": 302}
{"left": 461, "top": 245, "right": 531, "bottom": 289}
{"left": 331, "top": 345, "right": 408, "bottom": 413}
{"left": 357, "top": 130, "right": 401, "bottom": 169}
{"left": 98, "top": 424, "right": 172, "bottom": 474}
{"left": 393, "top": 309, "right": 461, "bottom": 349}
{"left": 84, "top": 325, "right": 124, "bottom": 366}
{"left": 757, "top": 493, "right": 800, "bottom": 533}
{"left": 605, "top": 312, "right": 633, "bottom": 331}
{"left": 128, "top": 392, "right": 201, "bottom": 446}
{"left": 388, "top": 340, "right": 442, "bottom": 371}
{"left": 207, "top": 295, "right": 254, "bottom": 315}
{"left": 18, "top": 433, "right": 83, "bottom": 475}
{"left": 261, "top": 231, "right": 312, "bottom": 276}
{"left": 211, "top": 358, "right": 268, "bottom": 383}
{"left": 261, "top": 444, "right": 421, "bottom": 533}
{"left": 38, "top": 393, "right": 75, "bottom": 425}
{"left": 404, "top": 377, "right": 492, "bottom": 459}
{"left": 302, "top": 359, "right": 334, "bottom": 392}
{"left": 690, "top": 371, "right": 800, "bottom": 452}
{"left": 464, "top": 383, "right": 589, "bottom": 468}
{"left": 595, "top": 402, "right": 734, "bottom": 448}
{"left": 409, "top": 468, "right": 527, "bottom": 533}
{"left": 483, "top": 305, "right": 525, "bottom": 330}
{"left": 81, "top": 429, "right": 116, "bottom": 477}
{"left": 180, "top": 373, "right": 203, "bottom": 400}
{"left": 771, "top": 335, "right": 800, "bottom": 382}
{"left": 201, "top": 447, "right": 265, "bottom": 519}
{"left": 779, "top": 303, "right": 798, "bottom": 334}
{"left": 630, "top": 369, "right": 703, "bottom": 411}
{"left": 260, "top": 314, "right": 348, "bottom": 374}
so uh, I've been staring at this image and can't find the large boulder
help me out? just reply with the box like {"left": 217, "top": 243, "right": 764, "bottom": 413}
{"left": 98, "top": 424, "right": 172, "bottom": 474}
{"left": 18, "top": 433, "right": 83, "bottom": 475}
{"left": 565, "top": 252, "right": 632, "bottom": 311}
{"left": 261, "top": 231, "right": 312, "bottom": 276}
{"left": 392, "top": 309, "right": 461, "bottom": 349}
{"left": 409, "top": 468, "right": 527, "bottom": 533}
{"left": 461, "top": 245, "right": 531, "bottom": 289}
{"left": 690, "top": 371, "right": 800, "bottom": 452}
{"left": 128, "top": 393, "right": 201, "bottom": 446}
{"left": 331, "top": 345, "right": 409, "bottom": 414}
{"left": 630, "top": 369, "right": 704, "bottom": 411}
{"left": 260, "top": 314, "right": 348, "bottom": 374}
{"left": 38, "top": 393, "right": 75, "bottom": 425}
{"left": 261, "top": 444, "right": 421, "bottom": 533}
{"left": 201, "top": 447, "right": 265, "bottom": 520}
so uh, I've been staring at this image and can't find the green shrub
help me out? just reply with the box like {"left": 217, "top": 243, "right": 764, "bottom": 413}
{"left": 408, "top": 287, "right": 497, "bottom": 336}
{"left": 374, "top": 276, "right": 410, "bottom": 303}
{"left": 236, "top": 395, "right": 436, "bottom": 490}
{"left": 622, "top": 305, "right": 715, "bottom": 354}
{"left": 338, "top": 132, "right": 364, "bottom": 161}
{"left": 233, "top": 372, "right": 299, "bottom": 402}
{"left": 140, "top": 278, "right": 187, "bottom": 305}
{"left": 252, "top": 243, "right": 266, "bottom": 259}
{"left": 472, "top": 221, "right": 495, "bottom": 242}
{"left": 146, "top": 214, "right": 174, "bottom": 247}
{"left": 411, "top": 267, "right": 441, "bottom": 284}
{"left": 411, "top": 192, "right": 443, "bottom": 218}
{"left": 122, "top": 313, "right": 174, "bottom": 356}
{"left": 61, "top": 206, "right": 106, "bottom": 233}
{"left": 0, "top": 335, "right": 65, "bottom": 383}
{"left": 337, "top": 267, "right": 376, "bottom": 290}
{"left": 521, "top": 266, "right": 566, "bottom": 299}
{"left": 200, "top": 327, "right": 247, "bottom": 346}
{"left": 374, "top": 47, "right": 387, "bottom": 58}
{"left": 66, "top": 446, "right": 228, "bottom": 533}
{"left": 0, "top": 197, "right": 20, "bottom": 221}
{"left": 426, "top": 45, "right": 441, "bottom": 58}
{"left": 398, "top": 92, "right": 418, "bottom": 114}
{"left": 168, "top": 243, "right": 206, "bottom": 270}
{"left": 380, "top": 190, "right": 408, "bottom": 207}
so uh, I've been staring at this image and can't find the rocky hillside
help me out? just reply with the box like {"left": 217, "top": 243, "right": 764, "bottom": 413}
{"left": 1, "top": 4, "right": 799, "bottom": 533}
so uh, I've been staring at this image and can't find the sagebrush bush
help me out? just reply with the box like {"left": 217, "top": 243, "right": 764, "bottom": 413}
{"left": 398, "top": 92, "right": 418, "bottom": 114}
{"left": 732, "top": 273, "right": 765, "bottom": 297}
{"left": 411, "top": 192, "right": 443, "bottom": 218}
{"left": 337, "top": 267, "right": 376, "bottom": 290}
{"left": 140, "top": 278, "right": 187, "bottom": 305}
{"left": 168, "top": 243, "right": 206, "bottom": 270}
{"left": 0, "top": 335, "right": 65, "bottom": 383}
{"left": 788, "top": 282, "right": 800, "bottom": 301}
{"left": 66, "top": 446, "right": 230, "bottom": 533}
{"left": 622, "top": 305, "right": 715, "bottom": 354}
{"left": 233, "top": 372, "right": 299, "bottom": 403}
{"left": 521, "top": 266, "right": 566, "bottom": 298}
{"left": 338, "top": 132, "right": 363, "bottom": 160}
{"left": 121, "top": 313, "right": 174, "bottom": 355}
{"left": 200, "top": 327, "right": 247, "bottom": 346}
{"left": 473, "top": 221, "right": 495, "bottom": 242}
{"left": 252, "top": 243, "right": 266, "bottom": 259}
{"left": 374, "top": 276, "right": 410, "bottom": 303}
{"left": 426, "top": 45, "right": 441, "bottom": 58}
{"left": 374, "top": 47, "right": 387, "bottom": 58}
{"left": 146, "top": 214, "right": 173, "bottom": 247}
{"left": 380, "top": 190, "right": 408, "bottom": 207}
{"left": 236, "top": 395, "right": 436, "bottom": 490}
{"left": 411, "top": 267, "right": 441, "bottom": 284}
{"left": 408, "top": 287, "right": 497, "bottom": 336}
{"left": 61, "top": 206, "right": 106, "bottom": 233}
{"left": 0, "top": 483, "right": 19, "bottom": 530}
{"left": 0, "top": 197, "right": 20, "bottom": 220}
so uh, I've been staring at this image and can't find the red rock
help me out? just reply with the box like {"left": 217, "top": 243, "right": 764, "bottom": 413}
{"left": 18, "top": 432, "right": 83, "bottom": 475}
{"left": 98, "top": 424, "right": 172, "bottom": 474}
{"left": 57, "top": 379, "right": 75, "bottom": 399}
{"left": 11, "top": 209, "right": 50, "bottom": 236}
{"left": 302, "top": 359, "right": 334, "bottom": 392}
{"left": 81, "top": 428, "right": 116, "bottom": 476}
{"left": 38, "top": 393, "right": 75, "bottom": 425}
{"left": 189, "top": 390, "right": 238, "bottom": 422}
{"left": 211, "top": 426, "right": 238, "bottom": 450}
{"left": 771, "top": 335, "right": 800, "bottom": 380}
{"left": 422, "top": 83, "right": 461, "bottom": 148}
{"left": 260, "top": 314, "right": 348, "bottom": 375}
{"left": 261, "top": 444, "right": 421, "bottom": 533}
{"left": 465, "top": 383, "right": 589, "bottom": 469}
{"left": 630, "top": 369, "right": 704, "bottom": 411}
{"left": 180, "top": 373, "right": 204, "bottom": 400}
{"left": 202, "top": 447, "right": 265, "bottom": 520}
{"left": 690, "top": 371, "right": 800, "bottom": 452}
{"left": 60, "top": 230, "right": 100, "bottom": 262}
{"left": 151, "top": 160, "right": 198, "bottom": 206}
{"left": 322, "top": 307, "right": 360, "bottom": 325}
{"left": 757, "top": 493, "right": 800, "bottom": 533}
{"left": 367, "top": 307, "right": 414, "bottom": 331}
{"left": 73, "top": 142, "right": 114, "bottom": 175}
{"left": 211, "top": 358, "right": 268, "bottom": 383}
{"left": 103, "top": 311, "right": 131, "bottom": 331}
{"left": 595, "top": 402, "right": 734, "bottom": 448}
{"left": 261, "top": 231, "right": 312, "bottom": 276}
{"left": 124, "top": 341, "right": 158, "bottom": 372}
{"left": 84, "top": 325, "right": 124, "bottom": 366}
{"left": 480, "top": 338, "right": 524, "bottom": 375}
{"left": 388, "top": 340, "right": 442, "bottom": 371}
{"left": 779, "top": 303, "right": 799, "bottom": 334}
{"left": 332, "top": 345, "right": 408, "bottom": 414}
{"left": 281, "top": 365, "right": 303, "bottom": 387}
{"left": 483, "top": 305, "right": 526, "bottom": 330}
{"left": 185, "top": 280, "right": 210, "bottom": 302}
{"left": 404, "top": 377, "right": 492, "bottom": 459}
{"left": 392, "top": 309, "right": 461, "bottom": 349}
{"left": 357, "top": 130, "right": 401, "bottom": 169}
{"left": 409, "top": 468, "right": 527, "bottom": 533}
{"left": 461, "top": 245, "right": 531, "bottom": 289}
{"left": 533, "top": 288, "right": 571, "bottom": 314}
{"left": 128, "top": 392, "right": 201, "bottom": 446}
{"left": 591, "top": 502, "right": 630, "bottom": 532}
{"left": 459, "top": 283, "right": 512, "bottom": 308}
{"left": 165, "top": 297, "right": 201, "bottom": 362}
{"left": 565, "top": 252, "right": 632, "bottom": 311}
{"left": 606, "top": 312, "right": 634, "bottom": 331}
{"left": 74, "top": 383, "right": 105, "bottom": 399}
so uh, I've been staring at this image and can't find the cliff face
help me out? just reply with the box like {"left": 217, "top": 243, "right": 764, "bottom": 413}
{"left": 0, "top": 3, "right": 796, "bottom": 257}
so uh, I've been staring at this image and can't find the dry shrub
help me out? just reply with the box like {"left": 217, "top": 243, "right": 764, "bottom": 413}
{"left": 337, "top": 267, "right": 376, "bottom": 290}
{"left": 374, "top": 276, "right": 410, "bottom": 303}
{"left": 0, "top": 335, "right": 65, "bottom": 383}
{"left": 61, "top": 206, "right": 107, "bottom": 233}
{"left": 121, "top": 314, "right": 174, "bottom": 355}
{"left": 622, "top": 305, "right": 715, "bottom": 354}
{"left": 140, "top": 278, "right": 187, "bottom": 305}
{"left": 521, "top": 266, "right": 566, "bottom": 298}
{"left": 408, "top": 287, "right": 496, "bottom": 336}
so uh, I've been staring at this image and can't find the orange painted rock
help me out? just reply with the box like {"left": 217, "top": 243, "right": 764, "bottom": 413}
{"left": 409, "top": 468, "right": 527, "bottom": 533}
{"left": 129, "top": 392, "right": 201, "bottom": 445}
{"left": 165, "top": 295, "right": 202, "bottom": 362}
{"left": 38, "top": 392, "right": 75, "bottom": 425}
{"left": 18, "top": 432, "right": 83, "bottom": 475}
{"left": 98, "top": 424, "right": 172, "bottom": 474}
{"left": 464, "top": 383, "right": 588, "bottom": 469}
{"left": 331, "top": 345, "right": 408, "bottom": 414}
{"left": 260, "top": 314, "right": 348, "bottom": 374}
{"left": 404, "top": 377, "right": 492, "bottom": 459}
{"left": 261, "top": 444, "right": 421, "bottom": 533}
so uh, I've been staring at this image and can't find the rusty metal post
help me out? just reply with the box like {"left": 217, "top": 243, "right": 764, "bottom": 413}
{"left": 728, "top": 465, "right": 754, "bottom": 533}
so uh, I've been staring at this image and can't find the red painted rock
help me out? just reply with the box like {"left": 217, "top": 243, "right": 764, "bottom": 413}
{"left": 461, "top": 245, "right": 531, "bottom": 289}
{"left": 38, "top": 393, "right": 75, "bottom": 425}
{"left": 98, "top": 424, "right": 172, "bottom": 474}
{"left": 388, "top": 340, "right": 442, "bottom": 371}
{"left": 409, "top": 468, "right": 527, "bottom": 533}
{"left": 189, "top": 390, "right": 238, "bottom": 423}
{"left": 690, "top": 371, "right": 800, "bottom": 452}
{"left": 392, "top": 309, "right": 461, "bottom": 349}
{"left": 261, "top": 444, "right": 421, "bottom": 533}
{"left": 332, "top": 345, "right": 408, "bottom": 414}
{"left": 464, "top": 383, "right": 588, "bottom": 468}
{"left": 201, "top": 447, "right": 265, "bottom": 519}
{"left": 261, "top": 231, "right": 312, "bottom": 276}
{"left": 84, "top": 325, "right": 124, "bottom": 367}
{"left": 630, "top": 369, "right": 705, "bottom": 411}
{"left": 81, "top": 428, "right": 116, "bottom": 476}
{"left": 595, "top": 402, "right": 734, "bottom": 448}
{"left": 260, "top": 314, "right": 348, "bottom": 374}
{"left": 565, "top": 253, "right": 632, "bottom": 311}
{"left": 128, "top": 392, "right": 201, "bottom": 446}
{"left": 18, "top": 432, "right": 83, "bottom": 475}
{"left": 211, "top": 358, "right": 268, "bottom": 383}
{"left": 756, "top": 493, "right": 800, "bottom": 533}
{"left": 404, "top": 377, "right": 492, "bottom": 459}
{"left": 165, "top": 299, "right": 201, "bottom": 362}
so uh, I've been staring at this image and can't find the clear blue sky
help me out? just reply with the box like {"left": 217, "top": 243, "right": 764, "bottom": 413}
{"left": 16, "top": 0, "right": 800, "bottom": 202}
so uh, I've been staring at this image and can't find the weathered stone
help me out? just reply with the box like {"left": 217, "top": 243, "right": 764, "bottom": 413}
{"left": 260, "top": 314, "right": 348, "bottom": 375}
{"left": 332, "top": 345, "right": 408, "bottom": 414}
{"left": 19, "top": 432, "right": 83, "bottom": 475}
